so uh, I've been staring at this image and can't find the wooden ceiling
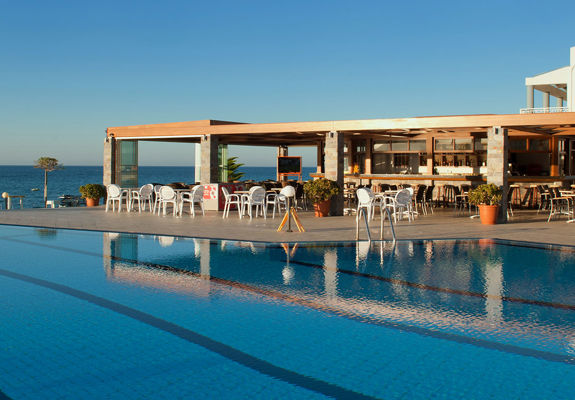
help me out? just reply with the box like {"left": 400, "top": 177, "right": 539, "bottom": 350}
{"left": 107, "top": 113, "right": 575, "bottom": 146}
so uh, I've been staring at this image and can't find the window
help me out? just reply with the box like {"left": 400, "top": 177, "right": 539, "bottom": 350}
{"left": 529, "top": 139, "right": 549, "bottom": 152}
{"left": 435, "top": 139, "right": 452, "bottom": 151}
{"left": 454, "top": 139, "right": 472, "bottom": 151}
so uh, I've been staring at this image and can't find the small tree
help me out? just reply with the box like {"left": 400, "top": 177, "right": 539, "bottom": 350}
{"left": 226, "top": 157, "right": 245, "bottom": 182}
{"left": 34, "top": 157, "right": 63, "bottom": 207}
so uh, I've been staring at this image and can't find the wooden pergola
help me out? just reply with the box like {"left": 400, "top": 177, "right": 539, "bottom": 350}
{"left": 105, "top": 112, "right": 575, "bottom": 219}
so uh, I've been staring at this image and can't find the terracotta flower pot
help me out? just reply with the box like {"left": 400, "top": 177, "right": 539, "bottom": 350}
{"left": 478, "top": 204, "right": 499, "bottom": 225}
{"left": 313, "top": 200, "right": 331, "bottom": 217}
{"left": 86, "top": 197, "right": 100, "bottom": 207}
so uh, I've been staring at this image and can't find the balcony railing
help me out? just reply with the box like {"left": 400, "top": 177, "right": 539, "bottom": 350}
{"left": 520, "top": 107, "right": 570, "bottom": 114}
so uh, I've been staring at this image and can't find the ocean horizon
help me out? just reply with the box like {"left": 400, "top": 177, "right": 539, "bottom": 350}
{"left": 0, "top": 165, "right": 316, "bottom": 208}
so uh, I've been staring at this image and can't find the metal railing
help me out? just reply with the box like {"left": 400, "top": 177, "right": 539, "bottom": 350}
{"left": 519, "top": 107, "right": 570, "bottom": 114}
{"left": 355, "top": 206, "right": 396, "bottom": 242}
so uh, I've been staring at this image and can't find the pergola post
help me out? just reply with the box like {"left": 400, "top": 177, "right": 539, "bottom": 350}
{"left": 103, "top": 136, "right": 116, "bottom": 186}
{"left": 426, "top": 136, "right": 434, "bottom": 174}
{"left": 487, "top": 126, "right": 508, "bottom": 223}
{"left": 324, "top": 131, "right": 344, "bottom": 216}
{"left": 200, "top": 134, "right": 219, "bottom": 184}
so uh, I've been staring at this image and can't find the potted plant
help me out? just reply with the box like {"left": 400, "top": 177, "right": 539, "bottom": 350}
{"left": 303, "top": 178, "right": 340, "bottom": 217}
{"left": 468, "top": 183, "right": 503, "bottom": 225}
{"left": 79, "top": 184, "right": 107, "bottom": 207}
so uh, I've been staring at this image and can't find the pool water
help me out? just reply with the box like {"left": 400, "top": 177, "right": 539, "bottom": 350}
{"left": 1, "top": 225, "right": 575, "bottom": 399}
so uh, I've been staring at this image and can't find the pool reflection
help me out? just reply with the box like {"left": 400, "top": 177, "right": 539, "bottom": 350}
{"left": 101, "top": 233, "right": 575, "bottom": 356}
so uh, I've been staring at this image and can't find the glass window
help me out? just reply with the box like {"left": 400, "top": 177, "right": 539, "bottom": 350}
{"left": 510, "top": 139, "right": 527, "bottom": 151}
{"left": 116, "top": 140, "right": 138, "bottom": 188}
{"left": 474, "top": 138, "right": 487, "bottom": 151}
{"left": 435, "top": 139, "right": 453, "bottom": 151}
{"left": 410, "top": 140, "right": 426, "bottom": 151}
{"left": 530, "top": 139, "right": 549, "bottom": 152}
{"left": 454, "top": 138, "right": 473, "bottom": 151}
{"left": 373, "top": 141, "right": 390, "bottom": 152}
{"left": 391, "top": 139, "right": 408, "bottom": 151}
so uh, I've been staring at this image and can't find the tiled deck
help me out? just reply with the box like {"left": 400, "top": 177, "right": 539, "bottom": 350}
{"left": 0, "top": 206, "right": 573, "bottom": 246}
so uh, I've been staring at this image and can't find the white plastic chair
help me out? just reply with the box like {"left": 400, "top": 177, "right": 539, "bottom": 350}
{"left": 157, "top": 186, "right": 178, "bottom": 216}
{"left": 152, "top": 184, "right": 163, "bottom": 214}
{"left": 383, "top": 188, "right": 413, "bottom": 222}
{"left": 222, "top": 187, "right": 242, "bottom": 218}
{"left": 180, "top": 185, "right": 205, "bottom": 217}
{"left": 271, "top": 186, "right": 295, "bottom": 218}
{"left": 105, "top": 184, "right": 128, "bottom": 212}
{"left": 130, "top": 184, "right": 154, "bottom": 213}
{"left": 241, "top": 186, "right": 267, "bottom": 219}
{"left": 356, "top": 188, "right": 380, "bottom": 220}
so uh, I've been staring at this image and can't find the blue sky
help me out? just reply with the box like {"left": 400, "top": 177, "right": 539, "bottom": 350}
{"left": 1, "top": 0, "right": 574, "bottom": 166}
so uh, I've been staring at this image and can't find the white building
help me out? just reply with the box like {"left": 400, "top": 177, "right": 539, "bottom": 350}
{"left": 523, "top": 46, "right": 574, "bottom": 113}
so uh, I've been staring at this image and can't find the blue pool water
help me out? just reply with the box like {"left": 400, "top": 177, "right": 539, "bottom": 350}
{"left": 1, "top": 226, "right": 575, "bottom": 399}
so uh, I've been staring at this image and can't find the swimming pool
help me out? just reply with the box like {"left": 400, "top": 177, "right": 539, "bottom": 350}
{"left": 1, "top": 225, "right": 575, "bottom": 399}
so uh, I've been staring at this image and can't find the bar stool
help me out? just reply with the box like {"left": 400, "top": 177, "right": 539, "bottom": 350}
{"left": 509, "top": 184, "right": 521, "bottom": 206}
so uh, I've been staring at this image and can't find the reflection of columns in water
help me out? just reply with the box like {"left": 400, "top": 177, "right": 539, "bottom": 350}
{"left": 323, "top": 249, "right": 338, "bottom": 298}
{"left": 198, "top": 239, "right": 211, "bottom": 279}
{"left": 484, "top": 261, "right": 503, "bottom": 324}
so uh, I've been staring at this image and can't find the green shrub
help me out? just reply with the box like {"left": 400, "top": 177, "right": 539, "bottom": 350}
{"left": 468, "top": 183, "right": 502, "bottom": 206}
{"left": 303, "top": 178, "right": 340, "bottom": 204}
{"left": 79, "top": 184, "right": 106, "bottom": 199}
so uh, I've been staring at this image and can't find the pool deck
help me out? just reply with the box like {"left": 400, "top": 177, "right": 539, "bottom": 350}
{"left": 0, "top": 206, "right": 573, "bottom": 246}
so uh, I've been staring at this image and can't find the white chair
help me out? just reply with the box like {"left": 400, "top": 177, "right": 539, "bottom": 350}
{"left": 271, "top": 186, "right": 295, "bottom": 218}
{"left": 222, "top": 187, "right": 242, "bottom": 218}
{"left": 241, "top": 186, "right": 267, "bottom": 219}
{"left": 383, "top": 188, "right": 413, "bottom": 222}
{"left": 130, "top": 184, "right": 154, "bottom": 213}
{"left": 152, "top": 184, "right": 163, "bottom": 214}
{"left": 157, "top": 186, "right": 178, "bottom": 216}
{"left": 105, "top": 184, "right": 128, "bottom": 212}
{"left": 356, "top": 188, "right": 382, "bottom": 220}
{"left": 180, "top": 185, "right": 205, "bottom": 217}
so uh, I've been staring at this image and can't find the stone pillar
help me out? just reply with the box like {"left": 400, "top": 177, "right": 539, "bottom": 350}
{"left": 200, "top": 135, "right": 219, "bottom": 184}
{"left": 103, "top": 137, "right": 116, "bottom": 186}
{"left": 543, "top": 92, "right": 550, "bottom": 110}
{"left": 526, "top": 85, "right": 534, "bottom": 109}
{"left": 487, "top": 127, "right": 508, "bottom": 223}
{"left": 324, "top": 131, "right": 344, "bottom": 216}
{"left": 556, "top": 97, "right": 563, "bottom": 108}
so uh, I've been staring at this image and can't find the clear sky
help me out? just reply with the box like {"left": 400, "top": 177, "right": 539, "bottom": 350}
{"left": 2, "top": 0, "right": 574, "bottom": 166}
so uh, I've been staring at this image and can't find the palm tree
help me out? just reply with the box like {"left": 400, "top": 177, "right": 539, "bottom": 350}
{"left": 33, "top": 157, "right": 63, "bottom": 207}
{"left": 226, "top": 157, "right": 245, "bottom": 182}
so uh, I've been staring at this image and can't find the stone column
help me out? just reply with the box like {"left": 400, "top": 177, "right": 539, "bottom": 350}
{"left": 543, "top": 92, "right": 550, "bottom": 110}
{"left": 526, "top": 85, "right": 534, "bottom": 109}
{"left": 200, "top": 135, "right": 219, "bottom": 184}
{"left": 324, "top": 131, "right": 344, "bottom": 216}
{"left": 556, "top": 97, "right": 563, "bottom": 108}
{"left": 103, "top": 137, "right": 116, "bottom": 186}
{"left": 487, "top": 126, "right": 508, "bottom": 223}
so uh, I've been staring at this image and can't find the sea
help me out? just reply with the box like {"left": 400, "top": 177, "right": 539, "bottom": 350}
{"left": 0, "top": 166, "right": 316, "bottom": 209}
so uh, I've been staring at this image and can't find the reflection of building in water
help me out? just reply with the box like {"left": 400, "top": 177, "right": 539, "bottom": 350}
{"left": 484, "top": 260, "right": 503, "bottom": 324}
{"left": 102, "top": 233, "right": 211, "bottom": 296}
{"left": 324, "top": 249, "right": 338, "bottom": 298}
